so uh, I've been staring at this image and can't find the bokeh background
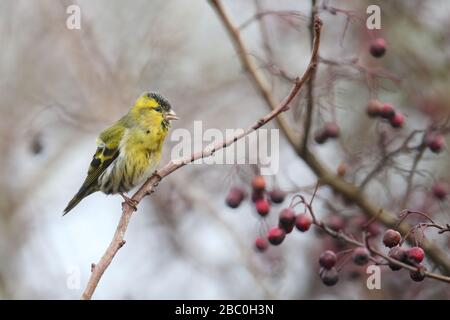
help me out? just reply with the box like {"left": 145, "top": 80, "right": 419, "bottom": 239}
{"left": 1, "top": 0, "right": 449, "bottom": 299}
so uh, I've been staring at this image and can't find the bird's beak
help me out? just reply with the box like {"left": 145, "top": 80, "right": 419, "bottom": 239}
{"left": 166, "top": 109, "right": 179, "bottom": 121}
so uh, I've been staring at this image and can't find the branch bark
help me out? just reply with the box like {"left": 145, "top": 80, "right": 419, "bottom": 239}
{"left": 80, "top": 14, "right": 323, "bottom": 299}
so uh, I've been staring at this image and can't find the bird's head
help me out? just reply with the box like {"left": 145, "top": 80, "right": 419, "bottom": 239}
{"left": 132, "top": 92, "right": 178, "bottom": 129}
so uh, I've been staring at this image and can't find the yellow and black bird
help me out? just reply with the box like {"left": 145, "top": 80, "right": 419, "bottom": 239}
{"left": 64, "top": 92, "right": 178, "bottom": 214}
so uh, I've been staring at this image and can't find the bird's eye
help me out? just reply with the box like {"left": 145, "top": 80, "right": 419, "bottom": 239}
{"left": 154, "top": 106, "right": 162, "bottom": 112}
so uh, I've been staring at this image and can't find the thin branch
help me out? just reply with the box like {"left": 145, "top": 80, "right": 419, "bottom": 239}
{"left": 359, "top": 130, "right": 421, "bottom": 189}
{"left": 301, "top": 0, "right": 318, "bottom": 153}
{"left": 208, "top": 0, "right": 301, "bottom": 149}
{"left": 400, "top": 145, "right": 426, "bottom": 208}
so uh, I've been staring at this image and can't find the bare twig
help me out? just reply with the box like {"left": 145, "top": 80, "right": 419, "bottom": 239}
{"left": 208, "top": 0, "right": 301, "bottom": 149}
{"left": 301, "top": 0, "right": 318, "bottom": 153}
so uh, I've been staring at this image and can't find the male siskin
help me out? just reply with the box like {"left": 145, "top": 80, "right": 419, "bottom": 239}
{"left": 63, "top": 92, "right": 178, "bottom": 214}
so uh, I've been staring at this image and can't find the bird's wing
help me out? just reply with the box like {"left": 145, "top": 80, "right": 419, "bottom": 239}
{"left": 63, "top": 120, "right": 128, "bottom": 215}
{"left": 82, "top": 124, "right": 126, "bottom": 189}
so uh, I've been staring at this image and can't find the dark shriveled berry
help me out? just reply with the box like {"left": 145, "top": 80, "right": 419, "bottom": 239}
{"left": 388, "top": 246, "right": 407, "bottom": 271}
{"left": 254, "top": 237, "right": 269, "bottom": 252}
{"left": 279, "top": 221, "right": 294, "bottom": 234}
{"left": 295, "top": 213, "right": 313, "bottom": 232}
{"left": 352, "top": 247, "right": 370, "bottom": 266}
{"left": 269, "top": 188, "right": 286, "bottom": 204}
{"left": 383, "top": 229, "right": 401, "bottom": 248}
{"left": 425, "top": 132, "right": 445, "bottom": 153}
{"left": 410, "top": 265, "right": 427, "bottom": 282}
{"left": 267, "top": 227, "right": 286, "bottom": 246}
{"left": 369, "top": 38, "right": 386, "bottom": 58}
{"left": 278, "top": 208, "right": 296, "bottom": 231}
{"left": 225, "top": 187, "right": 246, "bottom": 208}
{"left": 319, "top": 250, "right": 337, "bottom": 270}
{"left": 320, "top": 267, "right": 339, "bottom": 286}
{"left": 314, "top": 130, "right": 328, "bottom": 144}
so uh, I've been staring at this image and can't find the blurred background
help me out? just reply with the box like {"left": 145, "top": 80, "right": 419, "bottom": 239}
{"left": 0, "top": 0, "right": 449, "bottom": 299}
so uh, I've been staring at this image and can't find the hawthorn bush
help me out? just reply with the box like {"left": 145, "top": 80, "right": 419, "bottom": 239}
{"left": 218, "top": 0, "right": 450, "bottom": 298}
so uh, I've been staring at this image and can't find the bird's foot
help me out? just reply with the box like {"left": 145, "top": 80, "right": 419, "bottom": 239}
{"left": 120, "top": 193, "right": 138, "bottom": 211}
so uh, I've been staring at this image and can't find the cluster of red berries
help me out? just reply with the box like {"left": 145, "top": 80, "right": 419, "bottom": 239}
{"left": 317, "top": 225, "right": 428, "bottom": 286}
{"left": 255, "top": 207, "right": 314, "bottom": 252}
{"left": 314, "top": 122, "right": 340, "bottom": 144}
{"left": 366, "top": 99, "right": 404, "bottom": 128}
{"left": 369, "top": 38, "right": 386, "bottom": 58}
{"left": 318, "top": 246, "right": 371, "bottom": 286}
{"left": 383, "top": 228, "right": 427, "bottom": 281}
{"left": 226, "top": 175, "right": 286, "bottom": 216}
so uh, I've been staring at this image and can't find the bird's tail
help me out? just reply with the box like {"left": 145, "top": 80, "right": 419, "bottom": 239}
{"left": 63, "top": 186, "right": 96, "bottom": 216}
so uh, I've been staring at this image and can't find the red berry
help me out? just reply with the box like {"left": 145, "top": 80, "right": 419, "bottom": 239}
{"left": 389, "top": 112, "right": 404, "bottom": 128}
{"left": 369, "top": 38, "right": 386, "bottom": 58}
{"left": 267, "top": 227, "right": 286, "bottom": 246}
{"left": 252, "top": 175, "right": 266, "bottom": 192}
{"left": 352, "top": 247, "right": 370, "bottom": 266}
{"left": 366, "top": 99, "right": 382, "bottom": 117}
{"left": 410, "top": 265, "right": 427, "bottom": 282}
{"left": 425, "top": 132, "right": 445, "bottom": 153}
{"left": 255, "top": 199, "right": 270, "bottom": 217}
{"left": 388, "top": 246, "right": 407, "bottom": 271}
{"left": 278, "top": 208, "right": 296, "bottom": 231}
{"left": 380, "top": 103, "right": 395, "bottom": 119}
{"left": 324, "top": 122, "right": 340, "bottom": 138}
{"left": 320, "top": 267, "right": 339, "bottom": 286}
{"left": 295, "top": 213, "right": 313, "bottom": 232}
{"left": 314, "top": 130, "right": 328, "bottom": 144}
{"left": 269, "top": 188, "right": 286, "bottom": 204}
{"left": 225, "top": 187, "right": 246, "bottom": 208}
{"left": 254, "top": 237, "right": 268, "bottom": 252}
{"left": 319, "top": 250, "right": 337, "bottom": 269}
{"left": 383, "top": 229, "right": 401, "bottom": 248}
{"left": 407, "top": 247, "right": 425, "bottom": 264}
{"left": 432, "top": 182, "right": 447, "bottom": 200}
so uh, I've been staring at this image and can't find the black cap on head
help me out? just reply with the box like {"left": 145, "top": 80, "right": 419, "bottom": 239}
{"left": 146, "top": 92, "right": 171, "bottom": 112}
